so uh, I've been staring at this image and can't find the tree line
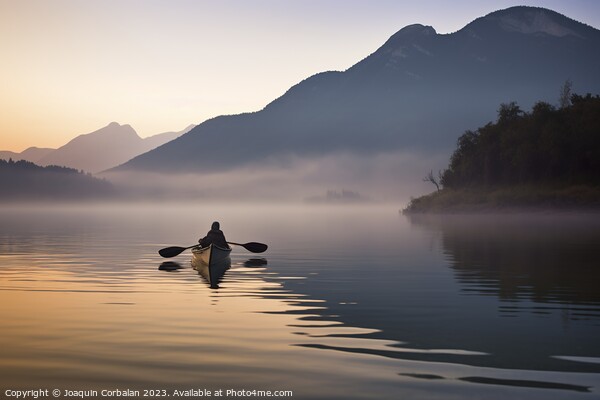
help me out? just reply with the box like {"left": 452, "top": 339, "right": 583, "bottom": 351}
{"left": 440, "top": 93, "right": 600, "bottom": 189}
{"left": 0, "top": 159, "right": 114, "bottom": 200}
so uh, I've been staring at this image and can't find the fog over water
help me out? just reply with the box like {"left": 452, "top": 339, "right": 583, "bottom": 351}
{"left": 101, "top": 151, "right": 448, "bottom": 203}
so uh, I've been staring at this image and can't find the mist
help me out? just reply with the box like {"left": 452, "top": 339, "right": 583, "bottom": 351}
{"left": 99, "top": 150, "right": 448, "bottom": 205}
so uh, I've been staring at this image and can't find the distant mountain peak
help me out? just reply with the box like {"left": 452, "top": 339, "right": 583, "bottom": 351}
{"left": 104, "top": 121, "right": 136, "bottom": 131}
{"left": 383, "top": 24, "right": 437, "bottom": 47}
{"left": 375, "top": 24, "right": 438, "bottom": 63}
{"left": 87, "top": 122, "right": 139, "bottom": 139}
{"left": 397, "top": 24, "right": 437, "bottom": 36}
{"left": 478, "top": 6, "right": 583, "bottom": 37}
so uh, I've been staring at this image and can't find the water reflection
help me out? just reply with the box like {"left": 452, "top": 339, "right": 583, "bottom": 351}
{"left": 230, "top": 252, "right": 599, "bottom": 395}
{"left": 1, "top": 205, "right": 600, "bottom": 398}
{"left": 244, "top": 258, "right": 268, "bottom": 268}
{"left": 194, "top": 258, "right": 232, "bottom": 289}
{"left": 407, "top": 214, "right": 600, "bottom": 309}
{"left": 158, "top": 261, "right": 184, "bottom": 272}
{"left": 399, "top": 373, "right": 591, "bottom": 393}
{"left": 261, "top": 212, "right": 600, "bottom": 380}
{"left": 160, "top": 256, "right": 260, "bottom": 289}
{"left": 398, "top": 213, "right": 600, "bottom": 373}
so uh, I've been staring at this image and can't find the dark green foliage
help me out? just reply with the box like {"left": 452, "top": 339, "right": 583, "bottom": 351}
{"left": 0, "top": 159, "right": 114, "bottom": 201}
{"left": 441, "top": 94, "right": 600, "bottom": 189}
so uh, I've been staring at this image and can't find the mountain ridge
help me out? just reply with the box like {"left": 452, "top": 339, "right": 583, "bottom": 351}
{"left": 30, "top": 123, "right": 196, "bottom": 173}
{"left": 1, "top": 123, "right": 196, "bottom": 172}
{"left": 468, "top": 6, "right": 598, "bottom": 37}
{"left": 0, "top": 147, "right": 55, "bottom": 163}
{"left": 114, "top": 6, "right": 600, "bottom": 175}
{"left": 91, "top": 7, "right": 600, "bottom": 174}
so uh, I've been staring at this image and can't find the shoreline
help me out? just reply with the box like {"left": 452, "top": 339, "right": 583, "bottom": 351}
{"left": 402, "top": 185, "right": 600, "bottom": 214}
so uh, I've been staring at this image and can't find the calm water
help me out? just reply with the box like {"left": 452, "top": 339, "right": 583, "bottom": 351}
{"left": 0, "top": 204, "right": 599, "bottom": 399}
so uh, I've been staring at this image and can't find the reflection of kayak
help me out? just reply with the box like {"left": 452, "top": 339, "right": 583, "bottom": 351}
{"left": 192, "top": 244, "right": 232, "bottom": 288}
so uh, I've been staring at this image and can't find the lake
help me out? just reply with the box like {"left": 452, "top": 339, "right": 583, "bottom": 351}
{"left": 0, "top": 204, "right": 599, "bottom": 399}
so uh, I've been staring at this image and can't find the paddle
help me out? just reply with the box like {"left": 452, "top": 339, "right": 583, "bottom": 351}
{"left": 228, "top": 242, "right": 268, "bottom": 253}
{"left": 158, "top": 245, "right": 197, "bottom": 258}
{"left": 158, "top": 241, "right": 268, "bottom": 258}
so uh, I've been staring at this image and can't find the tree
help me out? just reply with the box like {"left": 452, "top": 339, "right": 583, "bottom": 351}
{"left": 559, "top": 79, "right": 573, "bottom": 109}
{"left": 423, "top": 170, "right": 442, "bottom": 191}
{"left": 497, "top": 102, "right": 523, "bottom": 124}
{"left": 438, "top": 93, "right": 600, "bottom": 189}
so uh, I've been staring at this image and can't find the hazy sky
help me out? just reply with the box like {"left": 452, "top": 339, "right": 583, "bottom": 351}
{"left": 1, "top": 0, "right": 599, "bottom": 152}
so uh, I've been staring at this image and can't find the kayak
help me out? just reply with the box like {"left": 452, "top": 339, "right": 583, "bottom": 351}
{"left": 191, "top": 244, "right": 232, "bottom": 288}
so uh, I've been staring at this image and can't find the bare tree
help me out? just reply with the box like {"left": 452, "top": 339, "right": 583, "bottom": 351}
{"left": 423, "top": 170, "right": 442, "bottom": 191}
{"left": 559, "top": 79, "right": 572, "bottom": 109}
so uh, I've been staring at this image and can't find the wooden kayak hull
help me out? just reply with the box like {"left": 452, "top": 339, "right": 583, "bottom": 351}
{"left": 191, "top": 244, "right": 232, "bottom": 288}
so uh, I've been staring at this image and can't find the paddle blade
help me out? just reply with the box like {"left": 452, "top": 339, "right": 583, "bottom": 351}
{"left": 158, "top": 246, "right": 187, "bottom": 258}
{"left": 240, "top": 242, "right": 268, "bottom": 253}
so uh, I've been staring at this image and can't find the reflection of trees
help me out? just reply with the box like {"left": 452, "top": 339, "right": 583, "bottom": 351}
{"left": 409, "top": 214, "right": 600, "bottom": 305}
{"left": 262, "top": 214, "right": 600, "bottom": 373}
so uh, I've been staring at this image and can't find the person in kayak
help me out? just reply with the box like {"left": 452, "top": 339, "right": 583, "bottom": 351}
{"left": 199, "top": 221, "right": 229, "bottom": 248}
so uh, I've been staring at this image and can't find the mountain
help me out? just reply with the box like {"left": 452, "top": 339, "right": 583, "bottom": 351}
{"left": 142, "top": 125, "right": 196, "bottom": 150}
{"left": 37, "top": 123, "right": 195, "bottom": 173}
{"left": 0, "top": 147, "right": 55, "bottom": 163}
{"left": 114, "top": 6, "right": 600, "bottom": 174}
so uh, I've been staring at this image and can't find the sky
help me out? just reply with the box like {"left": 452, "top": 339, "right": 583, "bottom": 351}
{"left": 1, "top": 0, "right": 599, "bottom": 152}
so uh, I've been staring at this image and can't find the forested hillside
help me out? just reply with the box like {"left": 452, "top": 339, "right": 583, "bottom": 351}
{"left": 0, "top": 159, "right": 114, "bottom": 201}
{"left": 441, "top": 93, "right": 600, "bottom": 188}
{"left": 404, "top": 93, "right": 600, "bottom": 213}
